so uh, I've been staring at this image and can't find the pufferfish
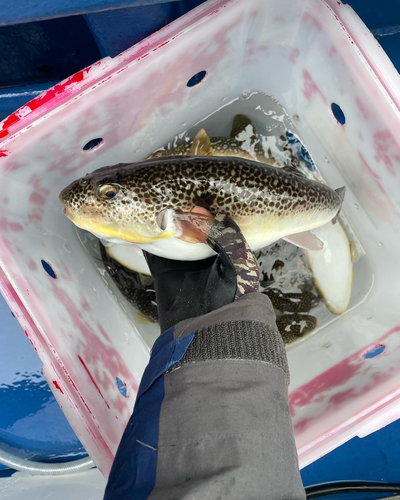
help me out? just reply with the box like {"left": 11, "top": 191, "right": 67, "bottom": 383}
{"left": 59, "top": 155, "right": 345, "bottom": 261}
{"left": 105, "top": 113, "right": 298, "bottom": 271}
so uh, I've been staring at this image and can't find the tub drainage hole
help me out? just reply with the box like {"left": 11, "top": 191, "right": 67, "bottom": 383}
{"left": 83, "top": 138, "right": 103, "bottom": 151}
{"left": 41, "top": 260, "right": 57, "bottom": 279}
{"left": 187, "top": 70, "right": 207, "bottom": 87}
{"left": 364, "top": 344, "right": 385, "bottom": 359}
{"left": 116, "top": 377, "right": 128, "bottom": 397}
{"left": 331, "top": 103, "right": 346, "bottom": 125}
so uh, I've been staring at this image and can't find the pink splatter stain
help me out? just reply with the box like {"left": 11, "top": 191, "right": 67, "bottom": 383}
{"left": 302, "top": 70, "right": 327, "bottom": 103}
{"left": 294, "top": 367, "right": 395, "bottom": 434}
{"left": 59, "top": 262, "right": 72, "bottom": 281}
{"left": 53, "top": 381, "right": 64, "bottom": 394}
{"left": 356, "top": 97, "right": 370, "bottom": 119}
{"left": 51, "top": 284, "right": 139, "bottom": 407}
{"left": 28, "top": 213, "right": 42, "bottom": 222}
{"left": 81, "top": 297, "right": 91, "bottom": 312}
{"left": 97, "top": 322, "right": 112, "bottom": 343}
{"left": 289, "top": 49, "right": 300, "bottom": 63}
{"left": 27, "top": 260, "right": 38, "bottom": 271}
{"left": 0, "top": 219, "right": 23, "bottom": 233}
{"left": 291, "top": 325, "right": 400, "bottom": 434}
{"left": 78, "top": 355, "right": 110, "bottom": 409}
{"left": 329, "top": 46, "right": 337, "bottom": 57}
{"left": 29, "top": 174, "right": 50, "bottom": 192}
{"left": 29, "top": 192, "right": 46, "bottom": 206}
{"left": 0, "top": 218, "right": 8, "bottom": 232}
{"left": 9, "top": 222, "right": 23, "bottom": 232}
{"left": 24, "top": 330, "right": 37, "bottom": 352}
{"left": 303, "top": 13, "right": 322, "bottom": 31}
{"left": 374, "top": 130, "right": 400, "bottom": 176}
{"left": 290, "top": 352, "right": 362, "bottom": 416}
{"left": 359, "top": 152, "right": 382, "bottom": 182}
{"left": 378, "top": 325, "right": 400, "bottom": 343}
{"left": 152, "top": 40, "right": 169, "bottom": 52}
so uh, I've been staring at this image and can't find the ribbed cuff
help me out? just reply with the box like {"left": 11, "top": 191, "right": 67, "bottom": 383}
{"left": 169, "top": 320, "right": 289, "bottom": 381}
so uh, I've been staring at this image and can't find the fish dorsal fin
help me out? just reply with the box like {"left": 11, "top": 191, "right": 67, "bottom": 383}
{"left": 282, "top": 165, "right": 307, "bottom": 178}
{"left": 283, "top": 231, "right": 324, "bottom": 251}
{"left": 190, "top": 129, "right": 214, "bottom": 156}
{"left": 230, "top": 114, "right": 257, "bottom": 140}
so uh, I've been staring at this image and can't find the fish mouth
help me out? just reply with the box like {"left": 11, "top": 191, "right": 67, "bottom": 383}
{"left": 59, "top": 187, "right": 69, "bottom": 204}
{"left": 65, "top": 212, "right": 173, "bottom": 244}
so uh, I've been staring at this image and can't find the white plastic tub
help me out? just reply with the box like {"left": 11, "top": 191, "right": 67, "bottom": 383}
{"left": 1, "top": 0, "right": 400, "bottom": 477}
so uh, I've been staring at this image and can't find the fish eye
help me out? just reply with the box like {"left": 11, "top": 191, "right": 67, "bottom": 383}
{"left": 98, "top": 184, "right": 119, "bottom": 200}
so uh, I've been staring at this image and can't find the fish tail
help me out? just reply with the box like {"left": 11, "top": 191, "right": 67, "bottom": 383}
{"left": 332, "top": 186, "right": 346, "bottom": 224}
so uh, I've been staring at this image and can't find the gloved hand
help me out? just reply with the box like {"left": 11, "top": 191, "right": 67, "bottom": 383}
{"left": 143, "top": 212, "right": 260, "bottom": 332}
{"left": 105, "top": 214, "right": 299, "bottom": 500}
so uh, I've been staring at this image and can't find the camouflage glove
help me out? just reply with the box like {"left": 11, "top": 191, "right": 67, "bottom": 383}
{"left": 143, "top": 212, "right": 260, "bottom": 332}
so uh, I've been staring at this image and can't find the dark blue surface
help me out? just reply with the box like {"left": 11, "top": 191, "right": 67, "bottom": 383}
{"left": 0, "top": 17, "right": 100, "bottom": 88}
{"left": 0, "top": 293, "right": 87, "bottom": 469}
{"left": 0, "top": 0, "right": 399, "bottom": 488}
{"left": 375, "top": 33, "right": 400, "bottom": 76}
{"left": 301, "top": 419, "right": 400, "bottom": 499}
{"left": 0, "top": 0, "right": 181, "bottom": 27}
{"left": 85, "top": 4, "right": 175, "bottom": 58}
{"left": 0, "top": 1, "right": 206, "bottom": 121}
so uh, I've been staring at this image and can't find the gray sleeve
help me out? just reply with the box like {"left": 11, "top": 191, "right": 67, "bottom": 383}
{"left": 149, "top": 293, "right": 306, "bottom": 500}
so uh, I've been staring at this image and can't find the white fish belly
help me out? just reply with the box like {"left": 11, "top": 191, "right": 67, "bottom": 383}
{"left": 306, "top": 222, "right": 353, "bottom": 314}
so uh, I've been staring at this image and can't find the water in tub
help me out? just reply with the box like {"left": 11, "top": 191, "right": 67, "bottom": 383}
{"left": 76, "top": 92, "right": 372, "bottom": 348}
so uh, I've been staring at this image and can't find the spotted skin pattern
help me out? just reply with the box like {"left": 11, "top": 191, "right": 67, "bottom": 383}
{"left": 99, "top": 242, "right": 158, "bottom": 322}
{"left": 266, "top": 288, "right": 320, "bottom": 313}
{"left": 276, "top": 314, "right": 317, "bottom": 343}
{"left": 152, "top": 136, "right": 269, "bottom": 164}
{"left": 60, "top": 156, "right": 342, "bottom": 246}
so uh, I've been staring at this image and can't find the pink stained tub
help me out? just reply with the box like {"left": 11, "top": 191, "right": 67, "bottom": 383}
{"left": 1, "top": 0, "right": 400, "bottom": 477}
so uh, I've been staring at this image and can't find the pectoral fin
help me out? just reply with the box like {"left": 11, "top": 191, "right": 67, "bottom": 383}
{"left": 190, "top": 129, "right": 214, "bottom": 156}
{"left": 283, "top": 231, "right": 324, "bottom": 251}
{"left": 175, "top": 207, "right": 214, "bottom": 243}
